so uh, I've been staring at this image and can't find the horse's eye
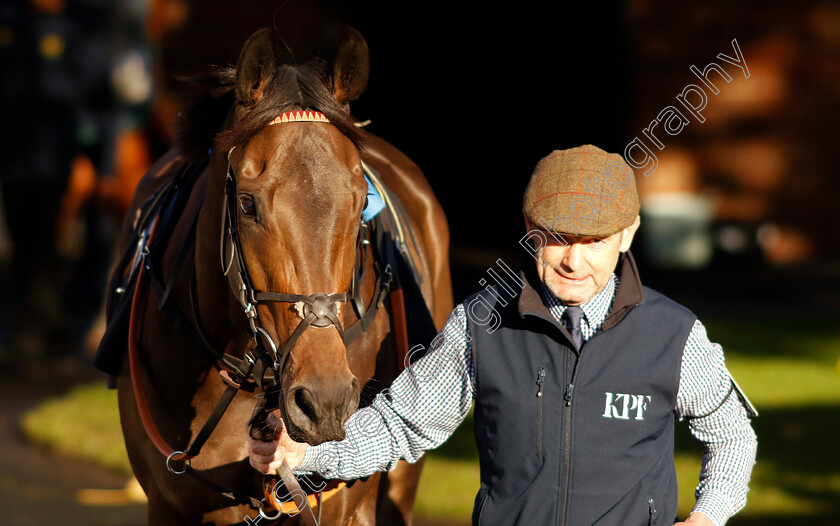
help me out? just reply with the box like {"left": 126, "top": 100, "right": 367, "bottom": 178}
{"left": 239, "top": 194, "right": 258, "bottom": 219}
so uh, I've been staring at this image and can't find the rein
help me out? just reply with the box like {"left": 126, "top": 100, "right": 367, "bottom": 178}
{"left": 127, "top": 110, "right": 396, "bottom": 524}
{"left": 128, "top": 230, "right": 267, "bottom": 510}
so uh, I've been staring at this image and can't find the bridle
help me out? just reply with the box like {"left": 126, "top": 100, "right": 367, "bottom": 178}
{"left": 220, "top": 110, "right": 388, "bottom": 398}
{"left": 223, "top": 110, "right": 393, "bottom": 524}
{"left": 128, "top": 109, "right": 392, "bottom": 524}
{"left": 221, "top": 147, "right": 349, "bottom": 392}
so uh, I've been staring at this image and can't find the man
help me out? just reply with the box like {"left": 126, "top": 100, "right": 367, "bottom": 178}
{"left": 249, "top": 145, "right": 758, "bottom": 525}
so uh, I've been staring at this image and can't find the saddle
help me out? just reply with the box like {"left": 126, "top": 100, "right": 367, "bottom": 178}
{"left": 94, "top": 156, "right": 207, "bottom": 377}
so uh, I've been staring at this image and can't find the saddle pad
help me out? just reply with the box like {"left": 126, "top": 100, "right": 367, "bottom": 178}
{"left": 362, "top": 173, "right": 386, "bottom": 221}
{"left": 362, "top": 163, "right": 438, "bottom": 360}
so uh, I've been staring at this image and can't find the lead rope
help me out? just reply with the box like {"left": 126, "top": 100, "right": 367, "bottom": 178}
{"left": 249, "top": 393, "right": 323, "bottom": 525}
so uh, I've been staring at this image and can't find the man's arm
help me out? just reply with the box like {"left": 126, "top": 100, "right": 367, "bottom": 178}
{"left": 250, "top": 306, "right": 475, "bottom": 480}
{"left": 676, "top": 320, "right": 758, "bottom": 526}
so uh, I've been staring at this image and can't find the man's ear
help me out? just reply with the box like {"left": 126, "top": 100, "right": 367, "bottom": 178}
{"left": 618, "top": 215, "right": 641, "bottom": 253}
{"left": 523, "top": 212, "right": 534, "bottom": 233}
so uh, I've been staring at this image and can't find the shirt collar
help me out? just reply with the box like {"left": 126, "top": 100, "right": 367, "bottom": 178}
{"left": 539, "top": 275, "right": 618, "bottom": 333}
{"left": 517, "top": 251, "right": 645, "bottom": 331}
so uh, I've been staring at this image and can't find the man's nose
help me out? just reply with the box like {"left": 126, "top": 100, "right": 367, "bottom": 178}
{"left": 562, "top": 242, "right": 585, "bottom": 269}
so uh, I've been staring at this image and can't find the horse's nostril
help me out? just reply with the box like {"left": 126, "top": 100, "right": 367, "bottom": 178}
{"left": 295, "top": 388, "right": 318, "bottom": 424}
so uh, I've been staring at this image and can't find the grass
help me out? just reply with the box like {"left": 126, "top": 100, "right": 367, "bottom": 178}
{"left": 20, "top": 382, "right": 131, "bottom": 475}
{"left": 20, "top": 319, "right": 840, "bottom": 524}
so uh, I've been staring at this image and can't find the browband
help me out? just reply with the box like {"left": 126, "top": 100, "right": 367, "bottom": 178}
{"left": 268, "top": 111, "right": 330, "bottom": 125}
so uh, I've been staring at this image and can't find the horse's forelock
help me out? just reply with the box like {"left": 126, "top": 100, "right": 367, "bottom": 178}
{"left": 216, "top": 61, "right": 364, "bottom": 154}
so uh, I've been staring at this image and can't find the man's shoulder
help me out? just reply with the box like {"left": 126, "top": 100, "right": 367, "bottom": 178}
{"left": 638, "top": 285, "right": 697, "bottom": 322}
{"left": 461, "top": 264, "right": 530, "bottom": 310}
{"left": 462, "top": 283, "right": 516, "bottom": 303}
{"left": 461, "top": 284, "right": 521, "bottom": 317}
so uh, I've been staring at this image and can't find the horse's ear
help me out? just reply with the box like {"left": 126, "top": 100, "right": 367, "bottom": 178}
{"left": 332, "top": 27, "right": 369, "bottom": 105}
{"left": 235, "top": 28, "right": 277, "bottom": 106}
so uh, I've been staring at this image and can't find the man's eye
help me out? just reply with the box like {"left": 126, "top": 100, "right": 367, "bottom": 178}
{"left": 239, "top": 194, "right": 258, "bottom": 218}
{"left": 581, "top": 237, "right": 607, "bottom": 248}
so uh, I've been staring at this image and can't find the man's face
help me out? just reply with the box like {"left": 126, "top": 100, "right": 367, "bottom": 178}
{"left": 531, "top": 217, "right": 640, "bottom": 306}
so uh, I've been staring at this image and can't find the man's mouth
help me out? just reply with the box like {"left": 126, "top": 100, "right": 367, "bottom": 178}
{"left": 553, "top": 270, "right": 587, "bottom": 283}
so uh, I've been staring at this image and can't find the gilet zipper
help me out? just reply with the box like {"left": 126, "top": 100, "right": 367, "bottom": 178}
{"left": 559, "top": 344, "right": 586, "bottom": 524}
{"left": 536, "top": 366, "right": 545, "bottom": 461}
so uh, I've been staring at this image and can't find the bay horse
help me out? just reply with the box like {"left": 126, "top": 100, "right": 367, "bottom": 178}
{"left": 110, "top": 26, "right": 452, "bottom": 525}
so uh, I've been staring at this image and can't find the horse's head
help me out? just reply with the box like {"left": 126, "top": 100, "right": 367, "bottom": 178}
{"left": 216, "top": 27, "right": 372, "bottom": 445}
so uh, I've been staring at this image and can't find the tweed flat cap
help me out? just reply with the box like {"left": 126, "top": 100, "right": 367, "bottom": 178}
{"left": 523, "top": 145, "right": 640, "bottom": 238}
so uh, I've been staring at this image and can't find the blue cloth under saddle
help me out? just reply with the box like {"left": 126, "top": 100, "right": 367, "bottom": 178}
{"left": 362, "top": 173, "right": 386, "bottom": 221}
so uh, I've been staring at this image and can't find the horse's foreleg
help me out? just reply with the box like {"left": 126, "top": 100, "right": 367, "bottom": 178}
{"left": 376, "top": 457, "right": 425, "bottom": 526}
{"left": 146, "top": 484, "right": 191, "bottom": 526}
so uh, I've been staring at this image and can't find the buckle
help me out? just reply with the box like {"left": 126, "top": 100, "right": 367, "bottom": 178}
{"left": 166, "top": 451, "right": 190, "bottom": 475}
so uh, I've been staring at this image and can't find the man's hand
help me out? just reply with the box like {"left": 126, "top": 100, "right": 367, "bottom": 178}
{"left": 248, "top": 409, "right": 308, "bottom": 473}
{"left": 674, "top": 512, "right": 715, "bottom": 526}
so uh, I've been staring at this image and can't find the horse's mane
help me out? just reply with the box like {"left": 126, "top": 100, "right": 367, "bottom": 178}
{"left": 175, "top": 60, "right": 363, "bottom": 162}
